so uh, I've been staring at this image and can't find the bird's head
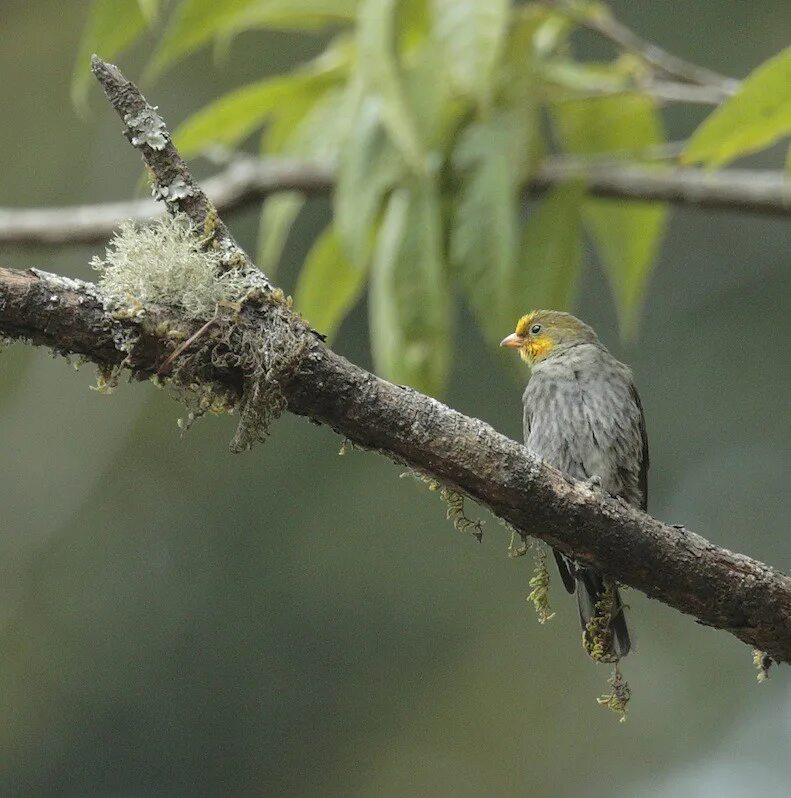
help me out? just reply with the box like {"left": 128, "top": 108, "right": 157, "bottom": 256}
{"left": 500, "top": 310, "right": 600, "bottom": 365}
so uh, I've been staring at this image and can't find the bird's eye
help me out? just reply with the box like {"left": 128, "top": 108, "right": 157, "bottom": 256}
{"left": 530, "top": 324, "right": 542, "bottom": 335}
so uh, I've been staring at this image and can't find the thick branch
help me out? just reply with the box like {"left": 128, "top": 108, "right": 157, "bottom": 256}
{"left": 2, "top": 263, "right": 791, "bottom": 664}
{"left": 3, "top": 155, "right": 791, "bottom": 247}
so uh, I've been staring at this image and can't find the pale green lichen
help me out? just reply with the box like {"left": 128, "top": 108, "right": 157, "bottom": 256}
{"left": 597, "top": 664, "right": 631, "bottom": 722}
{"left": 753, "top": 649, "right": 772, "bottom": 683}
{"left": 400, "top": 471, "right": 484, "bottom": 541}
{"left": 125, "top": 107, "right": 168, "bottom": 150}
{"left": 526, "top": 547, "right": 555, "bottom": 624}
{"left": 91, "top": 215, "right": 248, "bottom": 319}
{"left": 89, "top": 215, "right": 307, "bottom": 450}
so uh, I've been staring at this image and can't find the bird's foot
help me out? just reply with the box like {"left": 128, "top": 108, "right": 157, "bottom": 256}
{"left": 582, "top": 475, "right": 603, "bottom": 490}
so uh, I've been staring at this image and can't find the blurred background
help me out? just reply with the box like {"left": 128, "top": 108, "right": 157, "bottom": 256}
{"left": 1, "top": 1, "right": 790, "bottom": 795}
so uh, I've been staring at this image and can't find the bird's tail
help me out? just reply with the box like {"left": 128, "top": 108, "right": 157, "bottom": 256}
{"left": 576, "top": 568, "right": 631, "bottom": 661}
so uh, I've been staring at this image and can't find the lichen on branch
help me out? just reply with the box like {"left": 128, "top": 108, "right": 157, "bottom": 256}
{"left": 91, "top": 215, "right": 249, "bottom": 319}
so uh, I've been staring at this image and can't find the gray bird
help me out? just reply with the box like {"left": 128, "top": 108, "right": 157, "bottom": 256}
{"left": 501, "top": 310, "right": 649, "bottom": 660}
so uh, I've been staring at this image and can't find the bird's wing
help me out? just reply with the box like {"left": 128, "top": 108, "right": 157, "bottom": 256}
{"left": 521, "top": 385, "right": 532, "bottom": 438}
{"left": 630, "top": 383, "right": 649, "bottom": 511}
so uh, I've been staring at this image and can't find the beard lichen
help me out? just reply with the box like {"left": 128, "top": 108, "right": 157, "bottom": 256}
{"left": 89, "top": 215, "right": 309, "bottom": 450}
{"left": 91, "top": 214, "right": 249, "bottom": 320}
{"left": 400, "top": 470, "right": 484, "bottom": 542}
{"left": 526, "top": 546, "right": 555, "bottom": 624}
{"left": 151, "top": 294, "right": 308, "bottom": 450}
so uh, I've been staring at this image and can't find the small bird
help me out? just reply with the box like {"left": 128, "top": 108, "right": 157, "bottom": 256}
{"left": 501, "top": 310, "right": 648, "bottom": 660}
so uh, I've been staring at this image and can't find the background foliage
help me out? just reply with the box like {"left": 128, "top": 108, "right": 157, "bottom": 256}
{"left": 0, "top": 1, "right": 790, "bottom": 795}
{"left": 72, "top": 0, "right": 791, "bottom": 394}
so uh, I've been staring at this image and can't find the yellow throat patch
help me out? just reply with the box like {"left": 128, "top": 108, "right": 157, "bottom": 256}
{"left": 520, "top": 335, "right": 554, "bottom": 364}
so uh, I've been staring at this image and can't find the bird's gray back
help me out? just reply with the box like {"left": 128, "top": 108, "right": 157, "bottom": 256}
{"left": 522, "top": 343, "right": 647, "bottom": 509}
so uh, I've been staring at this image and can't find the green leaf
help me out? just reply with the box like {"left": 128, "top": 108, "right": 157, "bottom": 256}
{"left": 369, "top": 181, "right": 451, "bottom": 395}
{"left": 357, "top": 0, "right": 425, "bottom": 172}
{"left": 173, "top": 77, "right": 294, "bottom": 156}
{"left": 262, "top": 38, "right": 355, "bottom": 154}
{"left": 295, "top": 225, "right": 368, "bottom": 342}
{"left": 273, "top": 86, "right": 348, "bottom": 158}
{"left": 684, "top": 46, "right": 791, "bottom": 167}
{"left": 256, "top": 192, "right": 306, "bottom": 278}
{"left": 552, "top": 95, "right": 667, "bottom": 337}
{"left": 136, "top": 0, "right": 159, "bottom": 24}
{"left": 148, "top": 0, "right": 257, "bottom": 77}
{"left": 430, "top": 0, "right": 509, "bottom": 110}
{"left": 335, "top": 96, "right": 404, "bottom": 267}
{"left": 72, "top": 0, "right": 147, "bottom": 108}
{"left": 519, "top": 183, "right": 584, "bottom": 311}
{"left": 176, "top": 37, "right": 350, "bottom": 157}
{"left": 174, "top": 74, "right": 337, "bottom": 158}
{"left": 222, "top": 0, "right": 359, "bottom": 33}
{"left": 451, "top": 111, "right": 534, "bottom": 345}
{"left": 401, "top": 32, "right": 457, "bottom": 150}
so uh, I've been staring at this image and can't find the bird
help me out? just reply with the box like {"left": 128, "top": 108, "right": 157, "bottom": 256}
{"left": 500, "top": 310, "right": 649, "bottom": 661}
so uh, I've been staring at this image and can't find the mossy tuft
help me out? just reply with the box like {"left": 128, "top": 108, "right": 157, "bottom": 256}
{"left": 583, "top": 579, "right": 621, "bottom": 663}
{"left": 91, "top": 215, "right": 249, "bottom": 319}
{"left": 89, "top": 216, "right": 309, "bottom": 450}
{"left": 597, "top": 664, "right": 631, "bottom": 722}
{"left": 526, "top": 547, "right": 555, "bottom": 624}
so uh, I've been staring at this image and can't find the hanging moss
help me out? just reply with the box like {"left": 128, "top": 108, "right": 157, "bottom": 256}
{"left": 583, "top": 579, "right": 620, "bottom": 664}
{"left": 597, "top": 664, "right": 631, "bottom": 722}
{"left": 526, "top": 546, "right": 555, "bottom": 624}
{"left": 401, "top": 470, "right": 484, "bottom": 541}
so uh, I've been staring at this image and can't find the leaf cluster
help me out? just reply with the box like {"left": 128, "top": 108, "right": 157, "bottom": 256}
{"left": 75, "top": 0, "right": 791, "bottom": 394}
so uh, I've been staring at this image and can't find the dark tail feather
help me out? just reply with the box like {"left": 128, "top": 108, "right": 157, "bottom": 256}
{"left": 552, "top": 548, "right": 576, "bottom": 594}
{"left": 576, "top": 567, "right": 631, "bottom": 660}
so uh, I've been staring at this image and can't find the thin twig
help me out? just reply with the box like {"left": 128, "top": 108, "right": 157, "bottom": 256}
{"left": 89, "top": 55, "right": 270, "bottom": 289}
{"left": 157, "top": 304, "right": 221, "bottom": 377}
{"left": 0, "top": 158, "right": 335, "bottom": 246}
{"left": 546, "top": 0, "right": 740, "bottom": 97}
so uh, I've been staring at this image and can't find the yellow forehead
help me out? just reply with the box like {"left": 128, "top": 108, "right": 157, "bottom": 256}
{"left": 515, "top": 312, "right": 538, "bottom": 337}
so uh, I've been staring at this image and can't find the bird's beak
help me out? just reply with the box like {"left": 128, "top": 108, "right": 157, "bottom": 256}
{"left": 499, "top": 333, "right": 523, "bottom": 349}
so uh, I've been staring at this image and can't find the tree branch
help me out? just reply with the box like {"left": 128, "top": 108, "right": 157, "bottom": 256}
{"left": 2, "top": 58, "right": 789, "bottom": 666}
{"left": 0, "top": 157, "right": 335, "bottom": 246}
{"left": 546, "top": 0, "right": 740, "bottom": 98}
{"left": 3, "top": 154, "right": 791, "bottom": 247}
{"left": 2, "top": 262, "right": 791, "bottom": 664}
